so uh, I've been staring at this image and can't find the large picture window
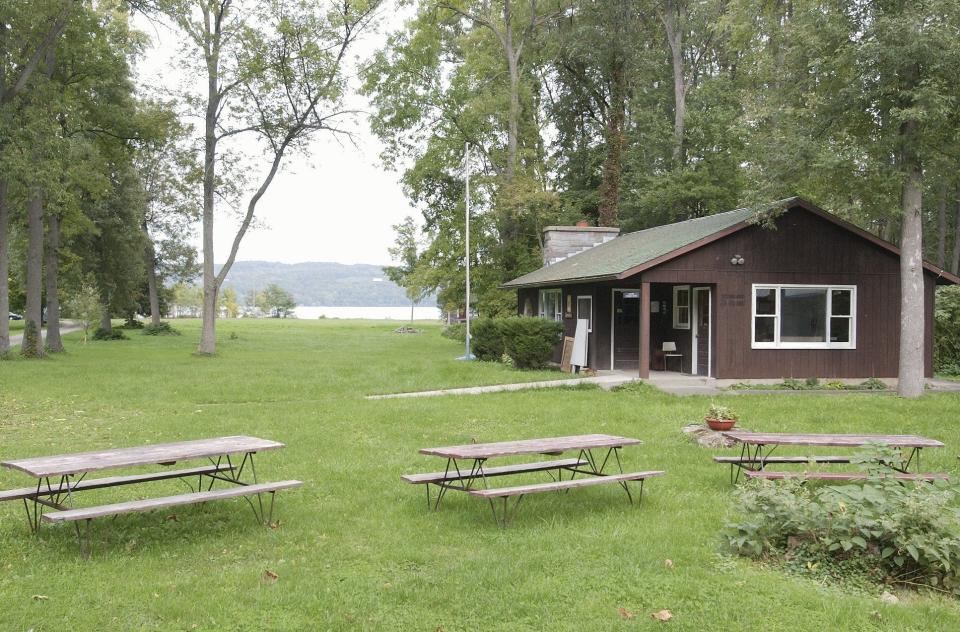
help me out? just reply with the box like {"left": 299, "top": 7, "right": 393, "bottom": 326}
{"left": 538, "top": 289, "right": 563, "bottom": 322}
{"left": 752, "top": 284, "right": 856, "bottom": 349}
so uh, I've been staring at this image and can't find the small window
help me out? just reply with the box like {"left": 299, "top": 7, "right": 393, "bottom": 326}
{"left": 752, "top": 284, "right": 856, "bottom": 349}
{"left": 576, "top": 296, "right": 593, "bottom": 332}
{"left": 673, "top": 286, "right": 691, "bottom": 329}
{"left": 538, "top": 289, "right": 563, "bottom": 322}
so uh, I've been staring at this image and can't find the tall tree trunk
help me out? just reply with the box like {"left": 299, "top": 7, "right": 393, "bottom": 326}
{"left": 99, "top": 305, "right": 112, "bottom": 333}
{"left": 937, "top": 183, "right": 947, "bottom": 267}
{"left": 662, "top": 1, "right": 686, "bottom": 166}
{"left": 44, "top": 212, "right": 63, "bottom": 352}
{"left": 197, "top": 9, "right": 223, "bottom": 356}
{"left": 897, "top": 120, "right": 924, "bottom": 398}
{"left": 597, "top": 57, "right": 626, "bottom": 227}
{"left": 503, "top": 0, "right": 519, "bottom": 181}
{"left": 952, "top": 185, "right": 960, "bottom": 275}
{"left": 0, "top": 179, "right": 9, "bottom": 356}
{"left": 143, "top": 221, "right": 162, "bottom": 326}
{"left": 22, "top": 192, "right": 44, "bottom": 357}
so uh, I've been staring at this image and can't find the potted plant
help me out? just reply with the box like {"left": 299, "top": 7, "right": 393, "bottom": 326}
{"left": 705, "top": 404, "right": 738, "bottom": 431}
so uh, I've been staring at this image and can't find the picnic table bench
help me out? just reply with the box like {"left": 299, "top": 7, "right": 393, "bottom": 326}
{"left": 743, "top": 470, "right": 949, "bottom": 482}
{"left": 0, "top": 436, "right": 302, "bottom": 557}
{"left": 716, "top": 431, "right": 946, "bottom": 484}
{"left": 403, "top": 434, "right": 664, "bottom": 526}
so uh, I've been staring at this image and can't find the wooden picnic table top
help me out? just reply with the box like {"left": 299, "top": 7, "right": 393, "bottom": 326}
{"left": 720, "top": 431, "right": 944, "bottom": 449}
{"left": 419, "top": 434, "right": 642, "bottom": 460}
{"left": 1, "top": 435, "right": 284, "bottom": 478}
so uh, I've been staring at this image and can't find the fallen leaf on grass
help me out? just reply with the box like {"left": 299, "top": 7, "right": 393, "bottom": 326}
{"left": 651, "top": 609, "right": 673, "bottom": 622}
{"left": 262, "top": 570, "right": 279, "bottom": 584}
{"left": 617, "top": 607, "right": 635, "bottom": 619}
{"left": 32, "top": 595, "right": 48, "bottom": 601}
{"left": 165, "top": 514, "right": 177, "bottom": 522}
{"left": 269, "top": 520, "right": 281, "bottom": 529}
{"left": 664, "top": 559, "right": 674, "bottom": 569}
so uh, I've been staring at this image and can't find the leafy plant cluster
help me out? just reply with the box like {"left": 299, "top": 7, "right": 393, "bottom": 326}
{"left": 470, "top": 317, "right": 563, "bottom": 369}
{"left": 729, "top": 378, "right": 888, "bottom": 391}
{"left": 92, "top": 327, "right": 129, "bottom": 341}
{"left": 935, "top": 286, "right": 960, "bottom": 375}
{"left": 441, "top": 323, "right": 466, "bottom": 342}
{"left": 727, "top": 451, "right": 960, "bottom": 594}
{"left": 143, "top": 322, "right": 180, "bottom": 336}
{"left": 707, "top": 404, "right": 737, "bottom": 421}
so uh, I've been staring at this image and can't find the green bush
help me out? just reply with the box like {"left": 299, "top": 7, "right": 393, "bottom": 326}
{"left": 498, "top": 316, "right": 563, "bottom": 369}
{"left": 441, "top": 323, "right": 465, "bottom": 342}
{"left": 143, "top": 322, "right": 181, "bottom": 336}
{"left": 726, "top": 447, "right": 960, "bottom": 594}
{"left": 92, "top": 327, "right": 129, "bottom": 341}
{"left": 121, "top": 317, "right": 144, "bottom": 330}
{"left": 935, "top": 285, "right": 960, "bottom": 374}
{"left": 470, "top": 318, "right": 505, "bottom": 361}
{"left": 859, "top": 377, "right": 887, "bottom": 391}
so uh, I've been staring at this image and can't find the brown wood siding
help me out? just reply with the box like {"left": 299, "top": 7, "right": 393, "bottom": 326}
{"left": 639, "top": 209, "right": 930, "bottom": 379}
{"left": 515, "top": 205, "right": 941, "bottom": 378}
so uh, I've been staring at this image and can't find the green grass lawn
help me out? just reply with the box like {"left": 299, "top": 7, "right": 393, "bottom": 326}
{"left": 1, "top": 319, "right": 959, "bottom": 630}
{"left": 8, "top": 319, "right": 24, "bottom": 332}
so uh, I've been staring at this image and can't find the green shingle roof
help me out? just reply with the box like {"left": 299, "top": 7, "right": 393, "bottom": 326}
{"left": 503, "top": 205, "right": 759, "bottom": 288}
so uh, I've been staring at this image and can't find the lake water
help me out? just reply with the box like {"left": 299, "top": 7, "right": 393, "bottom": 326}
{"left": 294, "top": 305, "right": 442, "bottom": 321}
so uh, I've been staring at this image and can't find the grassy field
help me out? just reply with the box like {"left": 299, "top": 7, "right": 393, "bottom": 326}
{"left": 1, "top": 319, "right": 959, "bottom": 631}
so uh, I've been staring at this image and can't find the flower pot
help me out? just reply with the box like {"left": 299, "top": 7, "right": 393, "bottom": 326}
{"left": 706, "top": 418, "right": 736, "bottom": 431}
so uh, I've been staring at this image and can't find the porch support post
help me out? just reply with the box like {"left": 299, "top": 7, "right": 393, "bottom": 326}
{"left": 639, "top": 282, "right": 650, "bottom": 379}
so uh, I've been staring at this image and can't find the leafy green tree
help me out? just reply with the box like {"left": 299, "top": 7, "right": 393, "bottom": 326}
{"left": 64, "top": 282, "right": 102, "bottom": 343}
{"left": 383, "top": 216, "right": 430, "bottom": 322}
{"left": 157, "top": 0, "right": 381, "bottom": 355}
{"left": 729, "top": 0, "right": 960, "bottom": 396}
{"left": 134, "top": 100, "right": 201, "bottom": 326}
{"left": 261, "top": 283, "right": 296, "bottom": 318}
{"left": 221, "top": 286, "right": 239, "bottom": 319}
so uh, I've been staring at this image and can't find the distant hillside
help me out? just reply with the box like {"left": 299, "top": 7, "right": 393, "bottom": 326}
{"left": 215, "top": 261, "right": 436, "bottom": 307}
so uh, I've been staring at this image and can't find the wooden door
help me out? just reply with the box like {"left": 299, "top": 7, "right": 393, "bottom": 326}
{"left": 613, "top": 290, "right": 640, "bottom": 370}
{"left": 693, "top": 288, "right": 711, "bottom": 376}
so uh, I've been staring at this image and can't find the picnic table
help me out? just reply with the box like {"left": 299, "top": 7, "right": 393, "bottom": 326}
{"left": 402, "top": 434, "right": 664, "bottom": 526}
{"left": 716, "top": 431, "right": 946, "bottom": 484}
{"left": 0, "top": 436, "right": 302, "bottom": 556}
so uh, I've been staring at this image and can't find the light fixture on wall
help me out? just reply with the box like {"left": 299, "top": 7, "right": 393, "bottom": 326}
{"left": 730, "top": 254, "right": 745, "bottom": 266}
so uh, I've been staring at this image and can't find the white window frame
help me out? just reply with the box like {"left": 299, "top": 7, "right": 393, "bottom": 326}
{"left": 673, "top": 285, "right": 691, "bottom": 330}
{"left": 751, "top": 284, "right": 857, "bottom": 350}
{"left": 538, "top": 289, "right": 563, "bottom": 322}
{"left": 576, "top": 295, "right": 593, "bottom": 332}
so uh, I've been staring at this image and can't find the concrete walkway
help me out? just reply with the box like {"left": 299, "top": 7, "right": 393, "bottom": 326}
{"left": 366, "top": 370, "right": 960, "bottom": 400}
{"left": 7, "top": 321, "right": 84, "bottom": 348}
{"left": 365, "top": 373, "right": 638, "bottom": 400}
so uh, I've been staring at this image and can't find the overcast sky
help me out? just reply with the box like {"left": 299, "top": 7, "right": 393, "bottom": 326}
{"left": 133, "top": 4, "right": 414, "bottom": 267}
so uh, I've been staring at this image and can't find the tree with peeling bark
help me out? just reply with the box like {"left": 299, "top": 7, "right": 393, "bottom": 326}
{"left": 158, "top": 0, "right": 382, "bottom": 355}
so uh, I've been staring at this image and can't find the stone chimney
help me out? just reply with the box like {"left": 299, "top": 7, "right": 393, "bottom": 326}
{"left": 542, "top": 225, "right": 620, "bottom": 265}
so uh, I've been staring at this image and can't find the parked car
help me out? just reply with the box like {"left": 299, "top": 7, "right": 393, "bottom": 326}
{"left": 8, "top": 312, "right": 22, "bottom": 320}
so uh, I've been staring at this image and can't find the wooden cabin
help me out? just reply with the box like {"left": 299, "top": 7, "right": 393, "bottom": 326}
{"left": 504, "top": 197, "right": 959, "bottom": 379}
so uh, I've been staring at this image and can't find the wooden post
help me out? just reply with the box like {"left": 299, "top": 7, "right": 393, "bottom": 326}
{"left": 639, "top": 282, "right": 650, "bottom": 379}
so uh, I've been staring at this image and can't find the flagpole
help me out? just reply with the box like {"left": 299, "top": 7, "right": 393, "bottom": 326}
{"left": 459, "top": 143, "right": 475, "bottom": 361}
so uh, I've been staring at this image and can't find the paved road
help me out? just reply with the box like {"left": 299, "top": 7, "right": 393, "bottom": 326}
{"left": 7, "top": 321, "right": 84, "bottom": 348}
